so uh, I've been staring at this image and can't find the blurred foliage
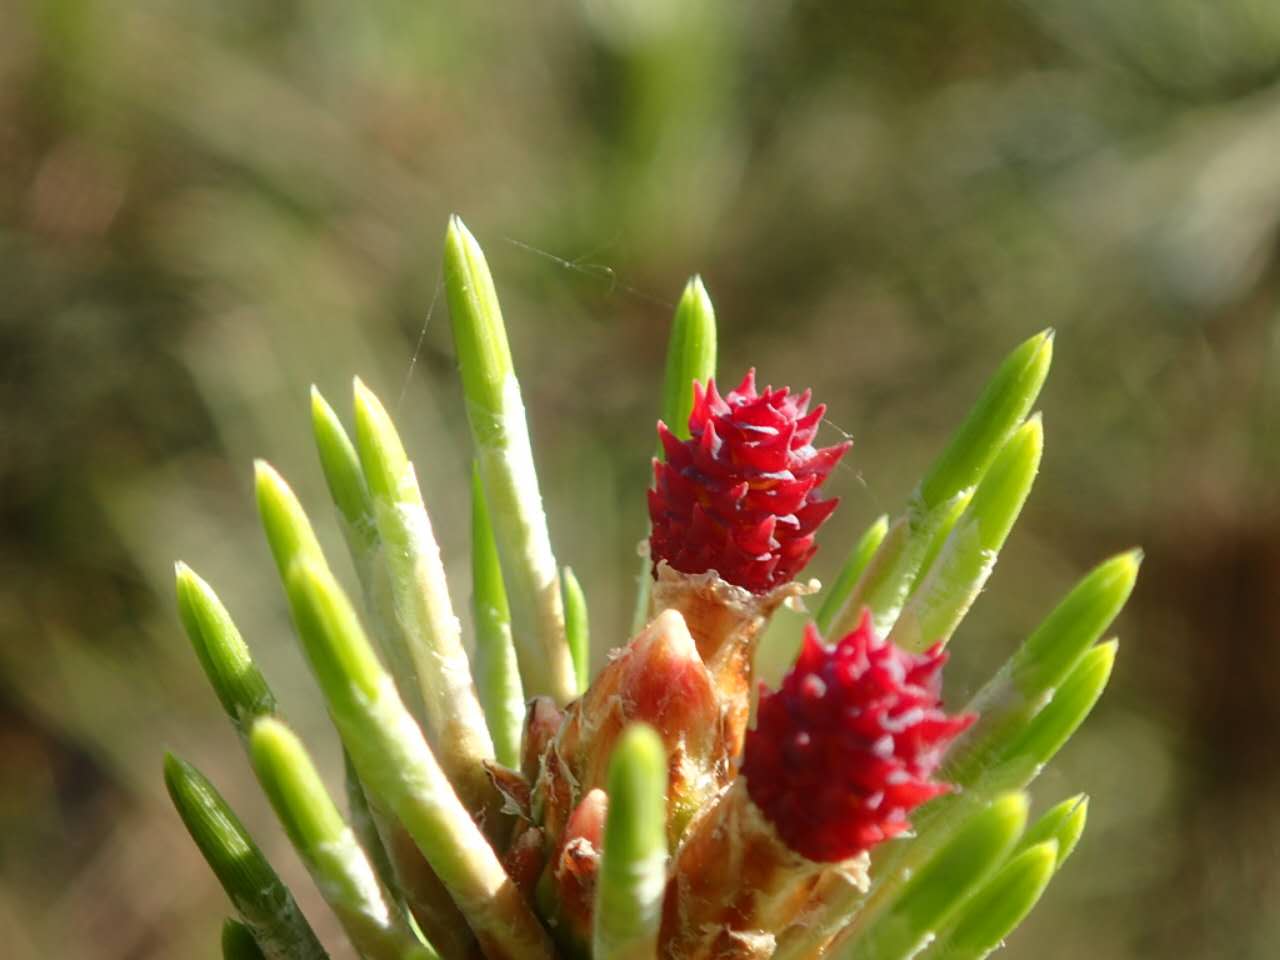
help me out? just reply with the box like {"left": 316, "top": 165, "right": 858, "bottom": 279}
{"left": 1, "top": 0, "right": 1279, "bottom": 957}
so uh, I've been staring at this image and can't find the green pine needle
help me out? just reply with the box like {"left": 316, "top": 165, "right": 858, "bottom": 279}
{"left": 470, "top": 462, "right": 525, "bottom": 768}
{"left": 249, "top": 718, "right": 438, "bottom": 960}
{"left": 174, "top": 563, "right": 277, "bottom": 737}
{"left": 815, "top": 514, "right": 889, "bottom": 635}
{"left": 222, "top": 919, "right": 268, "bottom": 960}
{"left": 444, "top": 215, "right": 576, "bottom": 704}
{"left": 310, "top": 385, "right": 378, "bottom": 561}
{"left": 919, "top": 330, "right": 1053, "bottom": 510}
{"left": 662, "top": 276, "right": 718, "bottom": 440}
{"left": 343, "top": 749, "right": 401, "bottom": 902}
{"left": 594, "top": 725, "right": 669, "bottom": 960}
{"left": 911, "top": 490, "right": 974, "bottom": 597}
{"left": 1013, "top": 551, "right": 1141, "bottom": 696}
{"left": 163, "top": 753, "right": 328, "bottom": 960}
{"left": 256, "top": 460, "right": 328, "bottom": 575}
{"left": 351, "top": 377, "right": 498, "bottom": 816}
{"left": 563, "top": 566, "right": 591, "bottom": 695}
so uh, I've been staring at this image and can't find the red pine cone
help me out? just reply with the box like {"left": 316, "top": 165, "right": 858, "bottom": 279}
{"left": 742, "top": 611, "right": 975, "bottom": 862}
{"left": 648, "top": 370, "right": 850, "bottom": 594}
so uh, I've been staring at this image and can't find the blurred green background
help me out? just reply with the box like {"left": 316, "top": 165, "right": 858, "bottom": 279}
{"left": 2, "top": 1, "right": 1279, "bottom": 957}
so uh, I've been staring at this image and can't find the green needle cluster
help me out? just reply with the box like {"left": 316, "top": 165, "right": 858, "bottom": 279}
{"left": 829, "top": 788, "right": 1093, "bottom": 960}
{"left": 829, "top": 329, "right": 1054, "bottom": 640}
{"left": 164, "top": 216, "right": 1135, "bottom": 960}
{"left": 837, "top": 793, "right": 1030, "bottom": 960}
{"left": 771, "top": 324, "right": 1131, "bottom": 960}
{"left": 888, "top": 415, "right": 1043, "bottom": 653}
{"left": 944, "top": 551, "right": 1139, "bottom": 792}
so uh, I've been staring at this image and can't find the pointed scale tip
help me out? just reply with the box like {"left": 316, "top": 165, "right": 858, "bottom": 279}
{"left": 646, "top": 608, "right": 700, "bottom": 661}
